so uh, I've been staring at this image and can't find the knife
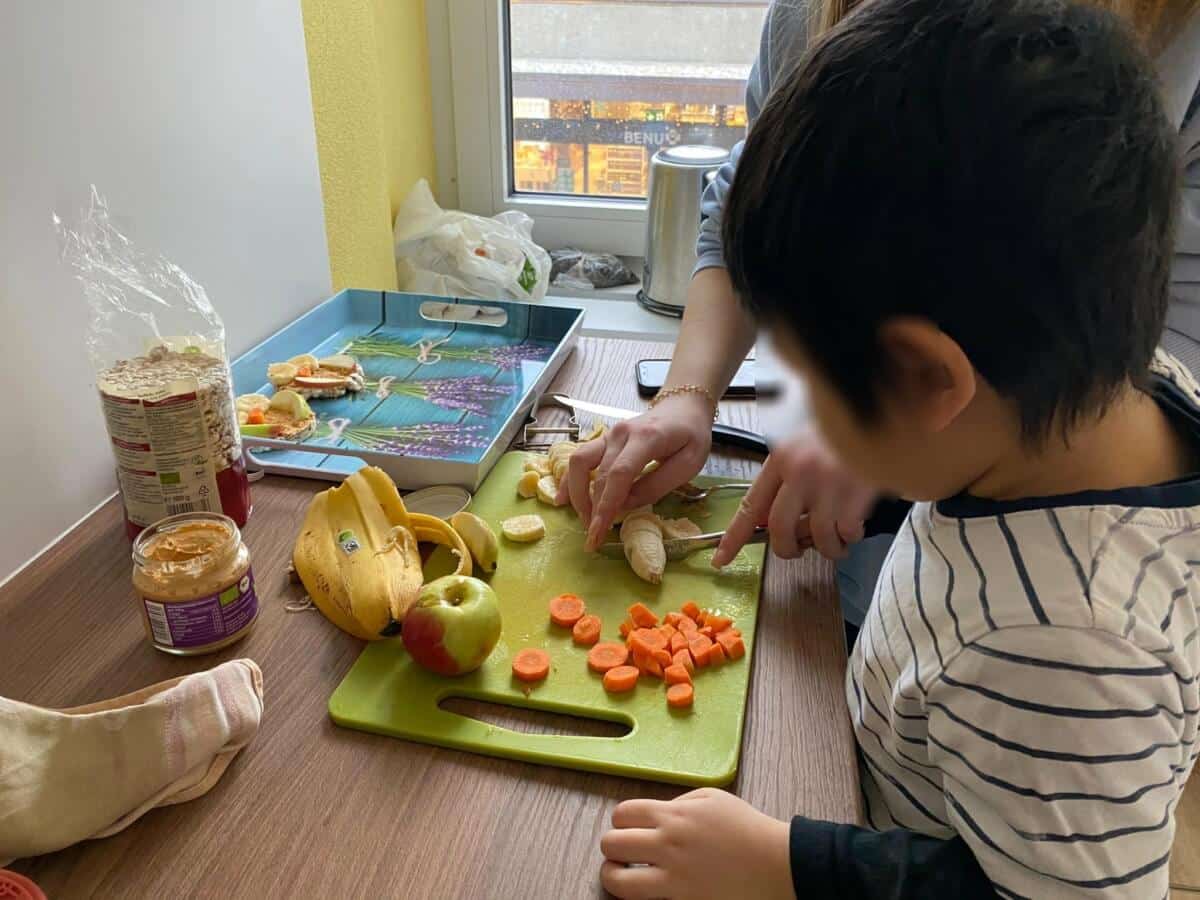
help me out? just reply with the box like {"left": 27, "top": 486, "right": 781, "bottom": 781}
{"left": 599, "top": 526, "right": 769, "bottom": 561}
{"left": 551, "top": 394, "right": 769, "bottom": 455}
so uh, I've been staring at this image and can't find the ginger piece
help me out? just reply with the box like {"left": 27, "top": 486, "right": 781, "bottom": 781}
{"left": 620, "top": 506, "right": 666, "bottom": 584}
{"left": 660, "top": 517, "right": 702, "bottom": 541}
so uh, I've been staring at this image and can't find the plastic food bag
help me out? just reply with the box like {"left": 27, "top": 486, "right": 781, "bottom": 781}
{"left": 56, "top": 187, "right": 251, "bottom": 539}
{"left": 550, "top": 248, "right": 638, "bottom": 290}
{"left": 393, "top": 179, "right": 552, "bottom": 301}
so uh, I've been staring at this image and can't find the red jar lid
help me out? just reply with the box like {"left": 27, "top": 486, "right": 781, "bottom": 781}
{"left": 0, "top": 870, "right": 47, "bottom": 900}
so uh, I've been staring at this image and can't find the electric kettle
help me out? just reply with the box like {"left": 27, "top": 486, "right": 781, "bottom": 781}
{"left": 639, "top": 145, "right": 731, "bottom": 317}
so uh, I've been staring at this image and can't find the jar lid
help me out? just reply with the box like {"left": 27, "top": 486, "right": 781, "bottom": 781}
{"left": 0, "top": 870, "right": 48, "bottom": 900}
{"left": 403, "top": 485, "right": 472, "bottom": 520}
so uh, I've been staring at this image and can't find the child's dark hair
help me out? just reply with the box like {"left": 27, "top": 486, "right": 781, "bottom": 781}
{"left": 723, "top": 0, "right": 1180, "bottom": 441}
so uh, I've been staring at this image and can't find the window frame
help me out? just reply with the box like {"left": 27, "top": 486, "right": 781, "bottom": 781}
{"left": 444, "top": 0, "right": 651, "bottom": 256}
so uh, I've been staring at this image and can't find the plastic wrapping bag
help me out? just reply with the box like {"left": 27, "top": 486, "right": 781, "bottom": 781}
{"left": 56, "top": 187, "right": 251, "bottom": 538}
{"left": 550, "top": 248, "right": 638, "bottom": 290}
{"left": 393, "top": 179, "right": 552, "bottom": 301}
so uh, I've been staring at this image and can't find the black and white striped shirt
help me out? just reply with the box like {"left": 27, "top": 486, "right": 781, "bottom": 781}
{"left": 848, "top": 350, "right": 1200, "bottom": 898}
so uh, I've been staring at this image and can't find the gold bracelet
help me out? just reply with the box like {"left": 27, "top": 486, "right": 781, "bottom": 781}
{"left": 649, "top": 384, "right": 719, "bottom": 422}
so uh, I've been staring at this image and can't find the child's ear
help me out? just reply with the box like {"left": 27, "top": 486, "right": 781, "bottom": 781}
{"left": 878, "top": 317, "right": 975, "bottom": 432}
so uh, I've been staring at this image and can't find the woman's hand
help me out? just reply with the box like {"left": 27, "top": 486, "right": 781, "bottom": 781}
{"left": 600, "top": 789, "right": 793, "bottom": 900}
{"left": 558, "top": 392, "right": 714, "bottom": 551}
{"left": 713, "top": 432, "right": 876, "bottom": 566}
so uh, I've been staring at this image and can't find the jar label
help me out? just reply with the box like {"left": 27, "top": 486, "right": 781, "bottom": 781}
{"left": 142, "top": 569, "right": 258, "bottom": 649}
{"left": 99, "top": 378, "right": 221, "bottom": 527}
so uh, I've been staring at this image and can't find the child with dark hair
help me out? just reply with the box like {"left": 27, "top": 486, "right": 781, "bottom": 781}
{"left": 598, "top": 0, "right": 1200, "bottom": 896}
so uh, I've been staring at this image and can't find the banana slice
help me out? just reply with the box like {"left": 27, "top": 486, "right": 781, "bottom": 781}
{"left": 319, "top": 354, "right": 358, "bottom": 374}
{"left": 536, "top": 475, "right": 564, "bottom": 506}
{"left": 501, "top": 514, "right": 545, "bottom": 543}
{"left": 269, "top": 389, "right": 313, "bottom": 421}
{"left": 450, "top": 511, "right": 499, "bottom": 573}
{"left": 523, "top": 455, "right": 551, "bottom": 476}
{"left": 517, "top": 470, "right": 540, "bottom": 498}
{"left": 288, "top": 354, "right": 320, "bottom": 370}
{"left": 267, "top": 362, "right": 299, "bottom": 387}
{"left": 236, "top": 393, "right": 271, "bottom": 416}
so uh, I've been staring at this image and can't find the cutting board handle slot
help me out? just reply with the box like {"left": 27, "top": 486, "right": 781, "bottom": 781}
{"left": 439, "top": 696, "right": 631, "bottom": 739}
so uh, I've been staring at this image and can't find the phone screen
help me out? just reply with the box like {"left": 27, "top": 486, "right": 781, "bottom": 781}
{"left": 636, "top": 359, "right": 756, "bottom": 398}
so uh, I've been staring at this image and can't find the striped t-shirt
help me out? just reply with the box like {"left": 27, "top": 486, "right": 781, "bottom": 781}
{"left": 848, "top": 350, "right": 1200, "bottom": 898}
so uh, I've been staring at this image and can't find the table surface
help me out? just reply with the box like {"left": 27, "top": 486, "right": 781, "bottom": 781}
{"left": 2, "top": 337, "right": 862, "bottom": 900}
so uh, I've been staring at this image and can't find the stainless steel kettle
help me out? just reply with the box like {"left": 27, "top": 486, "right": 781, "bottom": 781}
{"left": 639, "top": 145, "right": 731, "bottom": 317}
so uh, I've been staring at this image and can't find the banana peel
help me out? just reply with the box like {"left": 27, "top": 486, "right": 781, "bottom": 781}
{"left": 293, "top": 467, "right": 471, "bottom": 640}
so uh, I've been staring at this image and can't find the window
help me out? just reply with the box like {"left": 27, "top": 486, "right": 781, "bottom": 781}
{"left": 445, "top": 0, "right": 768, "bottom": 254}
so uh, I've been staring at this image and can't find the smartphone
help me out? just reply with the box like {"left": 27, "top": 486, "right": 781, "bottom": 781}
{"left": 636, "top": 358, "right": 757, "bottom": 398}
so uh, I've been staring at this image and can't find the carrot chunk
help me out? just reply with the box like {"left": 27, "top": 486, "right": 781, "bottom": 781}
{"left": 603, "top": 665, "right": 639, "bottom": 693}
{"left": 642, "top": 656, "right": 664, "bottom": 678}
{"left": 681, "top": 601, "right": 703, "bottom": 622}
{"left": 246, "top": 408, "right": 266, "bottom": 425}
{"left": 699, "top": 626, "right": 715, "bottom": 639}
{"left": 653, "top": 648, "right": 673, "bottom": 667}
{"left": 628, "top": 602, "right": 659, "bottom": 628}
{"left": 512, "top": 648, "right": 551, "bottom": 682}
{"left": 663, "top": 611, "right": 684, "bottom": 627}
{"left": 619, "top": 618, "right": 635, "bottom": 639}
{"left": 666, "top": 683, "right": 694, "bottom": 708}
{"left": 632, "top": 627, "right": 667, "bottom": 650}
{"left": 664, "top": 663, "right": 692, "bottom": 686}
{"left": 659, "top": 623, "right": 677, "bottom": 641}
{"left": 677, "top": 616, "right": 699, "bottom": 636}
{"left": 673, "top": 648, "right": 695, "bottom": 675}
{"left": 717, "top": 630, "right": 746, "bottom": 660}
{"left": 703, "top": 612, "right": 733, "bottom": 633}
{"left": 549, "top": 593, "right": 586, "bottom": 628}
{"left": 572, "top": 614, "right": 602, "bottom": 646}
{"left": 708, "top": 643, "right": 727, "bottom": 665}
{"left": 587, "top": 642, "right": 630, "bottom": 673}
{"left": 669, "top": 632, "right": 688, "bottom": 653}
{"left": 689, "top": 635, "right": 713, "bottom": 668}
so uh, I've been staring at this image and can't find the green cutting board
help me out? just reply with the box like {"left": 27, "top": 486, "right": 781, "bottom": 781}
{"left": 328, "top": 452, "right": 765, "bottom": 786}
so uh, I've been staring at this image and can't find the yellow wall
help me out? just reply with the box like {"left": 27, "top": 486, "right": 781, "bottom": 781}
{"left": 301, "top": 0, "right": 437, "bottom": 291}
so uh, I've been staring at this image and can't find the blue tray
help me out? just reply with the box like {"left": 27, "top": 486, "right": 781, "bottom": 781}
{"left": 229, "top": 290, "right": 583, "bottom": 489}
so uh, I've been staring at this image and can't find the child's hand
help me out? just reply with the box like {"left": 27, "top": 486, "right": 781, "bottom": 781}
{"left": 713, "top": 432, "right": 875, "bottom": 565}
{"left": 600, "top": 789, "right": 793, "bottom": 900}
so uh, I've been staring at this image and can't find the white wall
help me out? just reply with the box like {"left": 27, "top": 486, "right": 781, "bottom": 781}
{"left": 0, "top": 1, "right": 333, "bottom": 582}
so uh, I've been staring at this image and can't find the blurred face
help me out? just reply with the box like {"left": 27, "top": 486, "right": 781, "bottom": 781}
{"left": 771, "top": 322, "right": 1007, "bottom": 502}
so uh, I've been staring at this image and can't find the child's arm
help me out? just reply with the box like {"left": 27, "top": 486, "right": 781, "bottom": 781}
{"left": 601, "top": 789, "right": 996, "bottom": 899}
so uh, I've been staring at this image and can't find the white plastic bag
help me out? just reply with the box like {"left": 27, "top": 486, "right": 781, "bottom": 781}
{"left": 393, "top": 179, "right": 551, "bottom": 301}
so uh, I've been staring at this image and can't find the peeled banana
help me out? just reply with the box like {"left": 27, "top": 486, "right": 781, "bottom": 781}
{"left": 450, "top": 511, "right": 499, "bottom": 573}
{"left": 293, "top": 467, "right": 471, "bottom": 640}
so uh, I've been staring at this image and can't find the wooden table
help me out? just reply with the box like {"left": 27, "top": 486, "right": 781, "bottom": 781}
{"left": 1, "top": 338, "right": 861, "bottom": 899}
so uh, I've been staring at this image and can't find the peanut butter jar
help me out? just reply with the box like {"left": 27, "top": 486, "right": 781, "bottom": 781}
{"left": 132, "top": 512, "right": 258, "bottom": 655}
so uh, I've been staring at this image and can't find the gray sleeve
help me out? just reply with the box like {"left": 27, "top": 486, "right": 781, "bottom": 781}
{"left": 694, "top": 1, "right": 810, "bottom": 273}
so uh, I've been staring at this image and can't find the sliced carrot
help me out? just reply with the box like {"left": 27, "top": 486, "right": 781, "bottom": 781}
{"left": 653, "top": 648, "right": 673, "bottom": 667}
{"left": 669, "top": 631, "right": 688, "bottom": 653}
{"left": 588, "top": 642, "right": 630, "bottom": 673}
{"left": 642, "top": 656, "right": 664, "bottom": 678}
{"left": 717, "top": 630, "right": 746, "bottom": 660}
{"left": 666, "top": 683, "right": 694, "bottom": 709}
{"left": 673, "top": 648, "right": 695, "bottom": 675}
{"left": 632, "top": 627, "right": 667, "bottom": 650}
{"left": 664, "top": 663, "right": 692, "bottom": 686}
{"left": 681, "top": 600, "right": 703, "bottom": 622}
{"left": 628, "top": 602, "right": 659, "bottom": 628}
{"left": 246, "top": 408, "right": 266, "bottom": 425}
{"left": 512, "top": 648, "right": 551, "bottom": 682}
{"left": 629, "top": 632, "right": 657, "bottom": 658}
{"left": 731, "top": 628, "right": 742, "bottom": 637}
{"left": 689, "top": 635, "right": 713, "bottom": 668}
{"left": 700, "top": 625, "right": 715, "bottom": 639}
{"left": 703, "top": 612, "right": 733, "bottom": 633}
{"left": 659, "top": 623, "right": 677, "bottom": 641}
{"left": 549, "top": 593, "right": 586, "bottom": 628}
{"left": 677, "top": 616, "right": 699, "bottom": 636}
{"left": 572, "top": 614, "right": 602, "bottom": 646}
{"left": 708, "top": 643, "right": 727, "bottom": 666}
{"left": 603, "top": 665, "right": 639, "bottom": 693}
{"left": 619, "top": 618, "right": 635, "bottom": 639}
{"left": 663, "top": 611, "right": 684, "bottom": 627}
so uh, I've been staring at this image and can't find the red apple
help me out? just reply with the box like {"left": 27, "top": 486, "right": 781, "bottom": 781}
{"left": 402, "top": 575, "right": 502, "bottom": 676}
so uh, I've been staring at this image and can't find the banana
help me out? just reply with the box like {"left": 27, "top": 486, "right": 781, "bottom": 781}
{"left": 293, "top": 468, "right": 425, "bottom": 640}
{"left": 517, "top": 470, "right": 540, "bottom": 498}
{"left": 450, "top": 511, "right": 499, "bottom": 573}
{"left": 409, "top": 513, "right": 473, "bottom": 577}
{"left": 536, "top": 475, "right": 563, "bottom": 506}
{"left": 523, "top": 455, "right": 551, "bottom": 476}
{"left": 502, "top": 514, "right": 545, "bottom": 543}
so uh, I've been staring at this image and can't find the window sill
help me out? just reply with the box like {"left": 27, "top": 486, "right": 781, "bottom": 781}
{"left": 545, "top": 256, "right": 683, "bottom": 340}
